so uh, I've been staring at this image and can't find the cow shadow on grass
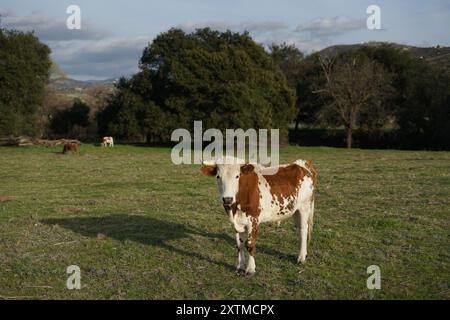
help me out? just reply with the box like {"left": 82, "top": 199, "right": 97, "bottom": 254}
{"left": 41, "top": 214, "right": 297, "bottom": 270}
{"left": 42, "top": 214, "right": 237, "bottom": 270}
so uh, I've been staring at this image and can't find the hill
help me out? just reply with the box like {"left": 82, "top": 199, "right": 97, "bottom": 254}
{"left": 49, "top": 77, "right": 117, "bottom": 92}
{"left": 318, "top": 42, "right": 450, "bottom": 74}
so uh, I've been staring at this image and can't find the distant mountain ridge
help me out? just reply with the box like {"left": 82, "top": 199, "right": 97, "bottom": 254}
{"left": 49, "top": 77, "right": 118, "bottom": 92}
{"left": 318, "top": 42, "right": 450, "bottom": 74}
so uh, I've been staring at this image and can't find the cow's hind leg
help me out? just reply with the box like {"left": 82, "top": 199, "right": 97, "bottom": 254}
{"left": 235, "top": 232, "right": 247, "bottom": 273}
{"left": 297, "top": 204, "right": 311, "bottom": 264}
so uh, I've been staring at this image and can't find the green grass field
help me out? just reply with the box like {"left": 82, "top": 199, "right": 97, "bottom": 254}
{"left": 0, "top": 145, "right": 449, "bottom": 299}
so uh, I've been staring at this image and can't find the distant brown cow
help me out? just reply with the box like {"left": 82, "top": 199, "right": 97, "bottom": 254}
{"left": 62, "top": 143, "right": 78, "bottom": 154}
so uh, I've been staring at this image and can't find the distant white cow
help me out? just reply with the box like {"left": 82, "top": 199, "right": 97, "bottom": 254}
{"left": 101, "top": 136, "right": 114, "bottom": 147}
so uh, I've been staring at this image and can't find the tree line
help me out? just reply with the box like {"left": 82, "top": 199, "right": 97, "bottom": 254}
{"left": 280, "top": 44, "right": 450, "bottom": 149}
{"left": 1, "top": 27, "right": 449, "bottom": 149}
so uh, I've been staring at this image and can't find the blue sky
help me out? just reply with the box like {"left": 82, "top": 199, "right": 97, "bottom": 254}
{"left": 1, "top": 0, "right": 449, "bottom": 80}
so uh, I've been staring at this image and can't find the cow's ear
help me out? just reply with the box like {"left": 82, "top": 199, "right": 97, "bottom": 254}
{"left": 201, "top": 165, "right": 217, "bottom": 176}
{"left": 240, "top": 164, "right": 254, "bottom": 174}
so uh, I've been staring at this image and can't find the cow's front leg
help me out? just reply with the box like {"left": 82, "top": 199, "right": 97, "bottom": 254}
{"left": 235, "top": 232, "right": 247, "bottom": 273}
{"left": 245, "top": 220, "right": 258, "bottom": 276}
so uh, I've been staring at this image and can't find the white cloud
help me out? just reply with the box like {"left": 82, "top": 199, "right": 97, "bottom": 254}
{"left": 177, "top": 20, "right": 288, "bottom": 35}
{"left": 295, "top": 16, "right": 365, "bottom": 37}
{"left": 0, "top": 10, "right": 105, "bottom": 41}
{"left": 1, "top": 10, "right": 149, "bottom": 79}
{"left": 177, "top": 18, "right": 347, "bottom": 53}
{"left": 48, "top": 37, "right": 150, "bottom": 80}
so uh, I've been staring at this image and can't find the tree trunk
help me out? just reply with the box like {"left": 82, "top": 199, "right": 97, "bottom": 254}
{"left": 294, "top": 118, "right": 300, "bottom": 133}
{"left": 346, "top": 126, "right": 352, "bottom": 149}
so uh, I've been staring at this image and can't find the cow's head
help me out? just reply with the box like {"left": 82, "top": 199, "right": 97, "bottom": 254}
{"left": 201, "top": 157, "right": 255, "bottom": 211}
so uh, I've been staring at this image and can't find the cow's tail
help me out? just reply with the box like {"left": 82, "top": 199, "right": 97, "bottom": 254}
{"left": 307, "top": 202, "right": 314, "bottom": 245}
{"left": 305, "top": 160, "right": 318, "bottom": 187}
{"left": 305, "top": 159, "right": 317, "bottom": 245}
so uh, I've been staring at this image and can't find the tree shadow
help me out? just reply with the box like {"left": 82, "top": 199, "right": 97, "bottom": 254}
{"left": 41, "top": 214, "right": 236, "bottom": 270}
{"left": 41, "top": 214, "right": 297, "bottom": 269}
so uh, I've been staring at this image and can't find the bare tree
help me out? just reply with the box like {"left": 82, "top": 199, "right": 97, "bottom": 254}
{"left": 317, "top": 55, "right": 391, "bottom": 148}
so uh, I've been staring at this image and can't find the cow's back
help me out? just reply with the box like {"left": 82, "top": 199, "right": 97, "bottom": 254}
{"left": 257, "top": 160, "right": 316, "bottom": 223}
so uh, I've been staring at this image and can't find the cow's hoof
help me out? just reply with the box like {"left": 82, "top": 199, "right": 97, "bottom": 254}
{"left": 245, "top": 270, "right": 256, "bottom": 277}
{"left": 235, "top": 268, "right": 245, "bottom": 275}
{"left": 297, "top": 255, "right": 307, "bottom": 264}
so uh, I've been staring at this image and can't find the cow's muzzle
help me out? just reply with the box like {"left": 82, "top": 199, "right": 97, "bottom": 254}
{"left": 222, "top": 197, "right": 234, "bottom": 210}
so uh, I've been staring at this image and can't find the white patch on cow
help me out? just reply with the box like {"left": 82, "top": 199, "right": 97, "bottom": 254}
{"left": 231, "top": 211, "right": 247, "bottom": 233}
{"left": 294, "top": 159, "right": 307, "bottom": 167}
{"left": 207, "top": 156, "right": 245, "bottom": 204}
{"left": 246, "top": 255, "right": 256, "bottom": 274}
{"left": 235, "top": 232, "right": 246, "bottom": 271}
{"left": 227, "top": 210, "right": 234, "bottom": 225}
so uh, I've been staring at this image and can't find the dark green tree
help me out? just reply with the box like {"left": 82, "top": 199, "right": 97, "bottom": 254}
{"left": 96, "top": 78, "right": 145, "bottom": 141}
{"left": 98, "top": 28, "right": 296, "bottom": 143}
{"left": 0, "top": 29, "right": 51, "bottom": 136}
{"left": 397, "top": 60, "right": 450, "bottom": 149}
{"left": 50, "top": 98, "right": 90, "bottom": 136}
{"left": 294, "top": 53, "right": 329, "bottom": 129}
{"left": 269, "top": 43, "right": 304, "bottom": 85}
{"left": 269, "top": 44, "right": 308, "bottom": 131}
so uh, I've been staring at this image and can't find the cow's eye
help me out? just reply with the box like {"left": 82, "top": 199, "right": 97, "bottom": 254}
{"left": 235, "top": 175, "right": 239, "bottom": 179}
{"left": 216, "top": 175, "right": 220, "bottom": 179}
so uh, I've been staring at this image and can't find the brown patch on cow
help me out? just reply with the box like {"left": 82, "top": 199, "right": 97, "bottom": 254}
{"left": 240, "top": 164, "right": 254, "bottom": 175}
{"left": 200, "top": 165, "right": 217, "bottom": 176}
{"left": 235, "top": 169, "right": 260, "bottom": 218}
{"left": 62, "top": 143, "right": 78, "bottom": 154}
{"left": 263, "top": 164, "right": 307, "bottom": 210}
{"left": 246, "top": 239, "right": 256, "bottom": 255}
{"left": 246, "top": 217, "right": 258, "bottom": 256}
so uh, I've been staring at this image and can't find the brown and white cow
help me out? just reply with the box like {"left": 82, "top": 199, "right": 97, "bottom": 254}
{"left": 101, "top": 136, "right": 114, "bottom": 147}
{"left": 201, "top": 157, "right": 317, "bottom": 275}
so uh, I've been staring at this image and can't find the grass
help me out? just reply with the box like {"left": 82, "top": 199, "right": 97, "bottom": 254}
{"left": 0, "top": 144, "right": 449, "bottom": 299}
